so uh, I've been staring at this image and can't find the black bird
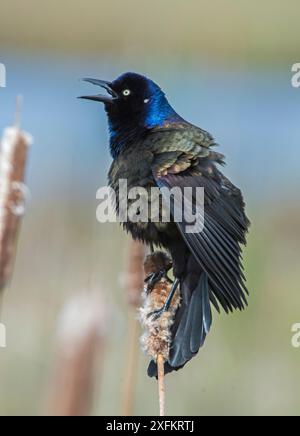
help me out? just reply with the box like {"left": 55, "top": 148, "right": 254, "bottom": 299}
{"left": 80, "top": 72, "right": 250, "bottom": 377}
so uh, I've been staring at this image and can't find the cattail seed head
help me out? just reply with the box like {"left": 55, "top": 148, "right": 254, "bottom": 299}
{"left": 0, "top": 126, "right": 32, "bottom": 293}
{"left": 140, "top": 251, "right": 180, "bottom": 362}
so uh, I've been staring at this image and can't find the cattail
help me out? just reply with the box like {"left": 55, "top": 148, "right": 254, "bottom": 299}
{"left": 0, "top": 101, "right": 32, "bottom": 295}
{"left": 46, "top": 292, "right": 108, "bottom": 416}
{"left": 125, "top": 239, "right": 146, "bottom": 307}
{"left": 122, "top": 239, "right": 146, "bottom": 416}
{"left": 140, "top": 251, "right": 181, "bottom": 416}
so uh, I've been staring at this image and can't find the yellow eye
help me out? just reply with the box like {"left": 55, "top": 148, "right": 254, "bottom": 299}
{"left": 122, "top": 89, "right": 131, "bottom": 96}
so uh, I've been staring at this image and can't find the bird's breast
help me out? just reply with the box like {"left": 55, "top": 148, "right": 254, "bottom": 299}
{"left": 108, "top": 146, "right": 174, "bottom": 244}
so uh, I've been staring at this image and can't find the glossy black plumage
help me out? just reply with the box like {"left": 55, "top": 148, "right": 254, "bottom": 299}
{"left": 81, "top": 72, "right": 250, "bottom": 377}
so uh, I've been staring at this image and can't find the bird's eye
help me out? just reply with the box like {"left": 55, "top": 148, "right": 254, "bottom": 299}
{"left": 144, "top": 98, "right": 150, "bottom": 104}
{"left": 122, "top": 89, "right": 131, "bottom": 96}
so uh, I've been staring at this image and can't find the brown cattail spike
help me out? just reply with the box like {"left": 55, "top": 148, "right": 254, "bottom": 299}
{"left": 0, "top": 123, "right": 32, "bottom": 294}
{"left": 125, "top": 240, "right": 146, "bottom": 307}
{"left": 140, "top": 251, "right": 181, "bottom": 416}
{"left": 46, "top": 292, "right": 108, "bottom": 416}
{"left": 141, "top": 251, "right": 180, "bottom": 362}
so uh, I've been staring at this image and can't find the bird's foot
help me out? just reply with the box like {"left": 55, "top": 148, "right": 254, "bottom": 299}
{"left": 146, "top": 278, "right": 180, "bottom": 320}
{"left": 147, "top": 307, "right": 166, "bottom": 321}
{"left": 144, "top": 270, "right": 167, "bottom": 294}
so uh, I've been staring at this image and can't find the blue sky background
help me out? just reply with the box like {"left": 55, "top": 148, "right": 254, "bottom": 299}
{"left": 1, "top": 53, "right": 299, "bottom": 207}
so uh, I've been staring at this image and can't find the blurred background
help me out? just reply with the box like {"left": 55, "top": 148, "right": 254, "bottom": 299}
{"left": 0, "top": 0, "right": 300, "bottom": 416}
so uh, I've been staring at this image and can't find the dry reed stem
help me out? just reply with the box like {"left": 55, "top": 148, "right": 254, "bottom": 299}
{"left": 0, "top": 101, "right": 32, "bottom": 295}
{"left": 125, "top": 239, "right": 146, "bottom": 307}
{"left": 46, "top": 293, "right": 108, "bottom": 416}
{"left": 157, "top": 354, "right": 166, "bottom": 416}
{"left": 122, "top": 239, "right": 146, "bottom": 416}
{"left": 122, "top": 315, "right": 140, "bottom": 416}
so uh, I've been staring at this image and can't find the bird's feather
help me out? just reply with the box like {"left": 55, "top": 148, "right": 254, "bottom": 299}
{"left": 153, "top": 147, "right": 249, "bottom": 313}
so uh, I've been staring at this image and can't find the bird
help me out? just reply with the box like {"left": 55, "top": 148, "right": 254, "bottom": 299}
{"left": 80, "top": 72, "right": 250, "bottom": 377}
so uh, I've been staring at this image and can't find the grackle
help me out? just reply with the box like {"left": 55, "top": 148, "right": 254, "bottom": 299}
{"left": 80, "top": 72, "right": 250, "bottom": 377}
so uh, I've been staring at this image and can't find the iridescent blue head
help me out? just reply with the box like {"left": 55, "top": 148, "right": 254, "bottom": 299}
{"left": 80, "top": 72, "right": 181, "bottom": 157}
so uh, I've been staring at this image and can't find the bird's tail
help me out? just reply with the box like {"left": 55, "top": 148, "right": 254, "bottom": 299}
{"left": 148, "top": 270, "right": 212, "bottom": 377}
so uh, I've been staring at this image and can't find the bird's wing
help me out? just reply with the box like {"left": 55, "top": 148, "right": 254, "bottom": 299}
{"left": 146, "top": 124, "right": 224, "bottom": 176}
{"left": 150, "top": 130, "right": 249, "bottom": 312}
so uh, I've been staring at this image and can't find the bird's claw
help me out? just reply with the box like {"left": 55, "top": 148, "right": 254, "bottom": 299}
{"left": 144, "top": 270, "right": 167, "bottom": 293}
{"left": 147, "top": 307, "right": 166, "bottom": 320}
{"left": 146, "top": 277, "right": 180, "bottom": 320}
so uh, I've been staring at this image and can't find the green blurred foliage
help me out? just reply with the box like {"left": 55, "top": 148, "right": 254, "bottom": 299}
{"left": 0, "top": 0, "right": 300, "bottom": 65}
{"left": 0, "top": 199, "right": 299, "bottom": 416}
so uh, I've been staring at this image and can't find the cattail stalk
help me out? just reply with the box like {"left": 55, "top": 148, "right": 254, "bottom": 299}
{"left": 157, "top": 354, "right": 166, "bottom": 416}
{"left": 122, "top": 239, "right": 145, "bottom": 416}
{"left": 122, "top": 314, "right": 140, "bottom": 415}
{"left": 46, "top": 293, "right": 108, "bottom": 416}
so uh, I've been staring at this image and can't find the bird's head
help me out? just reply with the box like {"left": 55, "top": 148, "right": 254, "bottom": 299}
{"left": 80, "top": 72, "right": 179, "bottom": 132}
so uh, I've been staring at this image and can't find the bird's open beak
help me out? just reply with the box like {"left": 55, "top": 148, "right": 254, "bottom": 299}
{"left": 79, "top": 78, "right": 118, "bottom": 104}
